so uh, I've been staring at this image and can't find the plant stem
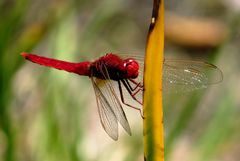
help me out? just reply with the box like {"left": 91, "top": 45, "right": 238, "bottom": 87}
{"left": 143, "top": 0, "right": 165, "bottom": 160}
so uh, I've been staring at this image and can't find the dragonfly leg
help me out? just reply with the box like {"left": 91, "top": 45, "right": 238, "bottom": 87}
{"left": 129, "top": 79, "right": 144, "bottom": 88}
{"left": 131, "top": 88, "right": 143, "bottom": 99}
{"left": 126, "top": 79, "right": 143, "bottom": 91}
{"left": 122, "top": 79, "right": 143, "bottom": 105}
{"left": 118, "top": 80, "right": 144, "bottom": 119}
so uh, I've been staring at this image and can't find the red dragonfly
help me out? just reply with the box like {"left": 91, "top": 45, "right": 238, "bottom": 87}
{"left": 21, "top": 52, "right": 222, "bottom": 140}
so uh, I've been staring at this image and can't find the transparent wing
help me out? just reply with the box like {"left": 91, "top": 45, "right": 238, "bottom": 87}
{"left": 91, "top": 62, "right": 131, "bottom": 138}
{"left": 162, "top": 59, "right": 223, "bottom": 92}
{"left": 91, "top": 78, "right": 118, "bottom": 140}
{"left": 119, "top": 54, "right": 223, "bottom": 93}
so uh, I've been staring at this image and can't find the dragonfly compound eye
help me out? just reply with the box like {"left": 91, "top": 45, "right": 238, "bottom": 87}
{"left": 124, "top": 58, "right": 139, "bottom": 79}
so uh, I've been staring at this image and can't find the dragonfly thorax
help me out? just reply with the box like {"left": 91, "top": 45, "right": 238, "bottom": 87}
{"left": 90, "top": 54, "right": 139, "bottom": 81}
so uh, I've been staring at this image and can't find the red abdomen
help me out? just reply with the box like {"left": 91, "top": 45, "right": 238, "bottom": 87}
{"left": 21, "top": 52, "right": 91, "bottom": 76}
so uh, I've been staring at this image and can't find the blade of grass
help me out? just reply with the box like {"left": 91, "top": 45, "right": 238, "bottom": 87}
{"left": 0, "top": 1, "right": 72, "bottom": 160}
{"left": 143, "top": 0, "right": 165, "bottom": 161}
{"left": 0, "top": 1, "right": 31, "bottom": 161}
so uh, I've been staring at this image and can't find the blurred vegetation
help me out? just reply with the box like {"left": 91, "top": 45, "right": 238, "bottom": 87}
{"left": 0, "top": 0, "right": 239, "bottom": 161}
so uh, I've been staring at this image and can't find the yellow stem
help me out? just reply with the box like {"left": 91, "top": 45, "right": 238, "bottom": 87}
{"left": 143, "top": 0, "right": 164, "bottom": 161}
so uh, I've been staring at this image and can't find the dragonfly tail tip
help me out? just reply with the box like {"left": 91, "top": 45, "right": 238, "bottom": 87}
{"left": 20, "top": 52, "right": 29, "bottom": 58}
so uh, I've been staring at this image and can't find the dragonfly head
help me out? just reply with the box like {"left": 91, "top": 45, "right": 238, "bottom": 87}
{"left": 122, "top": 58, "right": 139, "bottom": 79}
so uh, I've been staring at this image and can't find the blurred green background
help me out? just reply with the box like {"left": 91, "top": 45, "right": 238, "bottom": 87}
{"left": 0, "top": 0, "right": 240, "bottom": 161}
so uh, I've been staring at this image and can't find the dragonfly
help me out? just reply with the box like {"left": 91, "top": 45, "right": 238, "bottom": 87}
{"left": 21, "top": 52, "right": 223, "bottom": 140}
